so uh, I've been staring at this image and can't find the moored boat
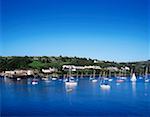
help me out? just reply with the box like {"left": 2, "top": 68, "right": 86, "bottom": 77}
{"left": 116, "top": 77, "right": 124, "bottom": 83}
{"left": 92, "top": 79, "right": 98, "bottom": 83}
{"left": 65, "top": 68, "right": 78, "bottom": 86}
{"left": 32, "top": 79, "right": 38, "bottom": 85}
{"left": 65, "top": 77, "right": 78, "bottom": 86}
{"left": 131, "top": 73, "right": 137, "bottom": 82}
{"left": 17, "top": 78, "right": 21, "bottom": 81}
{"left": 100, "top": 78, "right": 111, "bottom": 90}
{"left": 144, "top": 67, "right": 149, "bottom": 83}
{"left": 51, "top": 77, "right": 57, "bottom": 81}
{"left": 91, "top": 70, "right": 98, "bottom": 83}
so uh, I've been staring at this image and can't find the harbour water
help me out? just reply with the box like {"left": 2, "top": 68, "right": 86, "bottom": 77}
{"left": 1, "top": 77, "right": 150, "bottom": 117}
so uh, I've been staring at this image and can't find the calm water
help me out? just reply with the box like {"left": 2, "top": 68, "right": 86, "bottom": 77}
{"left": 1, "top": 77, "right": 150, "bottom": 117}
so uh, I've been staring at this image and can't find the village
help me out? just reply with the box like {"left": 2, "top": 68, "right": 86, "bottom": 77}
{"left": 0, "top": 65, "right": 130, "bottom": 78}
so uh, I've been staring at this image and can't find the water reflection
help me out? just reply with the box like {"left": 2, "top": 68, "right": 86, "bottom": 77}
{"left": 65, "top": 85, "right": 76, "bottom": 93}
{"left": 131, "top": 82, "right": 136, "bottom": 96}
{"left": 144, "top": 83, "right": 149, "bottom": 97}
{"left": 3, "top": 77, "right": 30, "bottom": 85}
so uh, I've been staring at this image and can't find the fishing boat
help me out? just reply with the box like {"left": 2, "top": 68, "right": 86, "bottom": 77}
{"left": 100, "top": 78, "right": 111, "bottom": 89}
{"left": 131, "top": 73, "right": 137, "bottom": 82}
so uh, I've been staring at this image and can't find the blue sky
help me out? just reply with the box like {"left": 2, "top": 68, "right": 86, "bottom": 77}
{"left": 1, "top": 0, "right": 149, "bottom": 62}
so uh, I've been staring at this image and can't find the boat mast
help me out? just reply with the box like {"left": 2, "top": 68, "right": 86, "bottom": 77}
{"left": 130, "top": 69, "right": 133, "bottom": 77}
{"left": 145, "top": 66, "right": 148, "bottom": 79}
{"left": 93, "top": 69, "right": 96, "bottom": 78}
{"left": 109, "top": 70, "right": 111, "bottom": 78}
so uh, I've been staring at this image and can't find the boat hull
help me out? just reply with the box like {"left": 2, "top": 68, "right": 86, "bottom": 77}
{"left": 65, "top": 82, "right": 77, "bottom": 86}
{"left": 100, "top": 85, "right": 111, "bottom": 89}
{"left": 92, "top": 79, "right": 98, "bottom": 83}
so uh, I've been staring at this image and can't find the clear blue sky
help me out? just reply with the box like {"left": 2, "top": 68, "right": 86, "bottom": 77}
{"left": 1, "top": 0, "right": 149, "bottom": 62}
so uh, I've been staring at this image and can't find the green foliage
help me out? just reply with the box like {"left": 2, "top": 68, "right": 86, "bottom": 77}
{"left": 28, "top": 61, "right": 46, "bottom": 70}
{"left": 0, "top": 56, "right": 149, "bottom": 74}
{"left": 0, "top": 56, "right": 32, "bottom": 71}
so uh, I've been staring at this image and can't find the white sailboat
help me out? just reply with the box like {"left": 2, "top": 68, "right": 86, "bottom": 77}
{"left": 65, "top": 77, "right": 77, "bottom": 86}
{"left": 65, "top": 68, "right": 77, "bottom": 86}
{"left": 131, "top": 73, "right": 137, "bottom": 82}
{"left": 91, "top": 70, "right": 98, "bottom": 83}
{"left": 108, "top": 70, "right": 113, "bottom": 82}
{"left": 100, "top": 78, "right": 111, "bottom": 89}
{"left": 89, "top": 74, "right": 93, "bottom": 80}
{"left": 145, "top": 67, "right": 149, "bottom": 83}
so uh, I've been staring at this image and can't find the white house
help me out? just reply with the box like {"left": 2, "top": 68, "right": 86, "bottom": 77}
{"left": 42, "top": 68, "right": 58, "bottom": 73}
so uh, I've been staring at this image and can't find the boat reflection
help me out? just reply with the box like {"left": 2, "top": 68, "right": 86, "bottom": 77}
{"left": 132, "top": 82, "right": 136, "bottom": 96}
{"left": 65, "top": 84, "right": 77, "bottom": 93}
{"left": 3, "top": 77, "right": 28, "bottom": 85}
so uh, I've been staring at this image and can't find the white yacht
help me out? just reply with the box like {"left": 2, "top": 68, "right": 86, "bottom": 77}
{"left": 91, "top": 70, "right": 98, "bottom": 83}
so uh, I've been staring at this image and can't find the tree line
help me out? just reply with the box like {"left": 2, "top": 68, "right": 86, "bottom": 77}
{"left": 0, "top": 56, "right": 149, "bottom": 75}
